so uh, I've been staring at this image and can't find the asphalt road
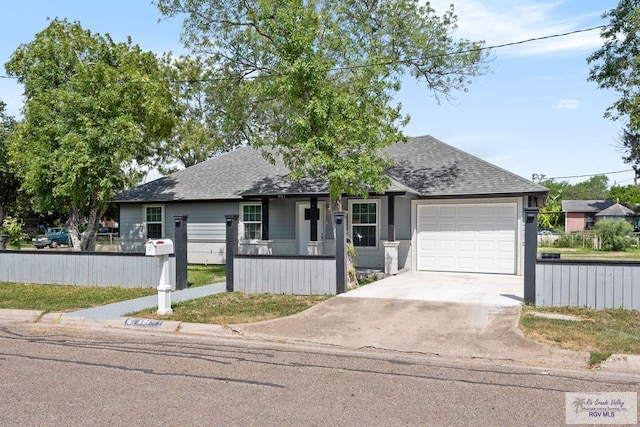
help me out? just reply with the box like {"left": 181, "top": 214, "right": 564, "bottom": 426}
{"left": 1, "top": 324, "right": 638, "bottom": 426}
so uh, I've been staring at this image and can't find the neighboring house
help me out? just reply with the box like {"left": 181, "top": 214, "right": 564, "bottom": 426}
{"left": 562, "top": 200, "right": 636, "bottom": 232}
{"left": 595, "top": 202, "right": 636, "bottom": 225}
{"left": 115, "top": 135, "right": 547, "bottom": 275}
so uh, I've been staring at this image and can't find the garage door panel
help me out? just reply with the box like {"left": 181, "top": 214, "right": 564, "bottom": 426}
{"left": 438, "top": 257, "right": 456, "bottom": 268}
{"left": 417, "top": 203, "right": 517, "bottom": 274}
{"left": 476, "top": 241, "right": 496, "bottom": 252}
{"left": 458, "top": 207, "right": 475, "bottom": 217}
{"left": 438, "top": 240, "right": 455, "bottom": 251}
{"left": 457, "top": 222, "right": 476, "bottom": 232}
{"left": 458, "top": 257, "right": 475, "bottom": 269}
{"left": 477, "top": 206, "right": 497, "bottom": 218}
{"left": 440, "top": 207, "right": 456, "bottom": 217}
{"left": 458, "top": 240, "right": 475, "bottom": 252}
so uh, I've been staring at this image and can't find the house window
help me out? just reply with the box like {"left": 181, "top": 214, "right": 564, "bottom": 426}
{"left": 145, "top": 205, "right": 164, "bottom": 239}
{"left": 241, "top": 204, "right": 262, "bottom": 240}
{"left": 349, "top": 200, "right": 379, "bottom": 247}
{"left": 585, "top": 213, "right": 596, "bottom": 230}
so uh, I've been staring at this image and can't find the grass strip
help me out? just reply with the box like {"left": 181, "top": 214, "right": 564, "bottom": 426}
{"left": 131, "top": 292, "right": 332, "bottom": 324}
{"left": 519, "top": 305, "right": 640, "bottom": 365}
{"left": 0, "top": 282, "right": 155, "bottom": 312}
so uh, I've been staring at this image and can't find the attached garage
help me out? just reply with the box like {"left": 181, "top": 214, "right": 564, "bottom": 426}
{"left": 416, "top": 202, "right": 518, "bottom": 274}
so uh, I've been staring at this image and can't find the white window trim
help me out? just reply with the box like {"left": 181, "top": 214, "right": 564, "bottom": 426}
{"left": 348, "top": 199, "right": 380, "bottom": 249}
{"left": 239, "top": 202, "right": 262, "bottom": 241}
{"left": 143, "top": 204, "right": 165, "bottom": 239}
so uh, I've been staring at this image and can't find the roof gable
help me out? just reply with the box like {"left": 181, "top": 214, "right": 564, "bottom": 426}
{"left": 595, "top": 202, "right": 636, "bottom": 217}
{"left": 116, "top": 135, "right": 547, "bottom": 202}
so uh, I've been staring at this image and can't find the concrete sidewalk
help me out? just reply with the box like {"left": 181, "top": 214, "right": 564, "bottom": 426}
{"left": 63, "top": 282, "right": 227, "bottom": 320}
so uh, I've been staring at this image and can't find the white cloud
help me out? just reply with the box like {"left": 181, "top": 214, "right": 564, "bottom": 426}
{"left": 425, "top": 0, "right": 609, "bottom": 56}
{"left": 555, "top": 99, "right": 580, "bottom": 110}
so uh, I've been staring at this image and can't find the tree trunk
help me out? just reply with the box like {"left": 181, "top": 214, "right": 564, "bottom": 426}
{"left": 68, "top": 206, "right": 83, "bottom": 252}
{"left": 81, "top": 204, "right": 108, "bottom": 252}
{"left": 68, "top": 202, "right": 108, "bottom": 252}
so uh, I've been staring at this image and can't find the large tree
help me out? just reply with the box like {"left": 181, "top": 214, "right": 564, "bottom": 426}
{"left": 158, "top": 55, "right": 248, "bottom": 174}
{"left": 0, "top": 101, "right": 19, "bottom": 223}
{"left": 5, "top": 19, "right": 175, "bottom": 251}
{"left": 588, "top": 0, "right": 640, "bottom": 167}
{"left": 157, "top": 0, "right": 488, "bottom": 213}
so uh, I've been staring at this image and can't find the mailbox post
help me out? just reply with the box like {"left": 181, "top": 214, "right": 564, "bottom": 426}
{"left": 145, "top": 239, "right": 175, "bottom": 315}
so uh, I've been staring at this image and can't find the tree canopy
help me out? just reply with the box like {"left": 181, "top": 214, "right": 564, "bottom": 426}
{"left": 5, "top": 19, "right": 175, "bottom": 250}
{"left": 0, "top": 101, "right": 19, "bottom": 223}
{"left": 157, "top": 0, "right": 489, "bottom": 209}
{"left": 158, "top": 55, "right": 247, "bottom": 174}
{"left": 588, "top": 0, "right": 640, "bottom": 167}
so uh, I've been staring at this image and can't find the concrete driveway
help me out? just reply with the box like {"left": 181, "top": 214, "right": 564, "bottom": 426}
{"left": 342, "top": 271, "right": 524, "bottom": 305}
{"left": 237, "top": 271, "right": 589, "bottom": 368}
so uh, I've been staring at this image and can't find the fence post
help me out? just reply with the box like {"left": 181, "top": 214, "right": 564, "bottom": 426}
{"left": 174, "top": 215, "right": 189, "bottom": 290}
{"left": 523, "top": 207, "right": 539, "bottom": 305}
{"left": 225, "top": 214, "right": 239, "bottom": 292}
{"left": 334, "top": 211, "right": 347, "bottom": 294}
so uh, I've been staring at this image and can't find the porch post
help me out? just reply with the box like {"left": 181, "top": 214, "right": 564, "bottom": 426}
{"left": 310, "top": 197, "right": 318, "bottom": 241}
{"left": 173, "top": 215, "right": 188, "bottom": 290}
{"left": 334, "top": 211, "right": 348, "bottom": 294}
{"left": 307, "top": 197, "right": 321, "bottom": 255}
{"left": 261, "top": 197, "right": 269, "bottom": 240}
{"left": 383, "top": 241, "right": 400, "bottom": 275}
{"left": 388, "top": 195, "right": 395, "bottom": 242}
{"left": 523, "top": 207, "right": 539, "bottom": 305}
{"left": 225, "top": 214, "right": 239, "bottom": 292}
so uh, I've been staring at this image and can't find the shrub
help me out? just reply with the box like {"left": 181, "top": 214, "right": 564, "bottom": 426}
{"left": 1, "top": 216, "right": 28, "bottom": 249}
{"left": 553, "top": 232, "right": 591, "bottom": 248}
{"left": 595, "top": 218, "right": 634, "bottom": 251}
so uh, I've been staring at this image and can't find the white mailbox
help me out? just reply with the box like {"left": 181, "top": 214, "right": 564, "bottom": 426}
{"left": 145, "top": 239, "right": 174, "bottom": 256}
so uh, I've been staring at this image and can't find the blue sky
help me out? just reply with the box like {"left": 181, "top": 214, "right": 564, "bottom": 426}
{"left": 0, "top": 0, "right": 630, "bottom": 186}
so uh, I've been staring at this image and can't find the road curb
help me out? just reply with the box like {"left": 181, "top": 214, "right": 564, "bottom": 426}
{"left": 599, "top": 354, "right": 640, "bottom": 373}
{"left": 0, "top": 309, "right": 43, "bottom": 323}
{"left": 40, "top": 312, "right": 182, "bottom": 333}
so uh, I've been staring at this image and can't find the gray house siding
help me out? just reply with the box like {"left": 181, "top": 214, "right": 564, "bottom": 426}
{"left": 119, "top": 198, "right": 339, "bottom": 264}
{"left": 118, "top": 204, "right": 145, "bottom": 252}
{"left": 266, "top": 198, "right": 296, "bottom": 240}
{"left": 119, "top": 202, "right": 236, "bottom": 264}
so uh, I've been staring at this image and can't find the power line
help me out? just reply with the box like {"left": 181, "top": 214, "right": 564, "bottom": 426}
{"left": 0, "top": 25, "right": 607, "bottom": 82}
{"left": 534, "top": 169, "right": 633, "bottom": 181}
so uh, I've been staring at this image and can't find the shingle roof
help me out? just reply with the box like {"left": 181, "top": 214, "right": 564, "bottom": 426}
{"left": 116, "top": 135, "right": 547, "bottom": 202}
{"left": 562, "top": 200, "right": 616, "bottom": 213}
{"left": 595, "top": 202, "right": 636, "bottom": 217}
{"left": 385, "top": 135, "right": 546, "bottom": 197}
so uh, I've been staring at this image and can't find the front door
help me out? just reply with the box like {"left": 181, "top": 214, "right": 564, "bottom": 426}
{"left": 297, "top": 202, "right": 325, "bottom": 254}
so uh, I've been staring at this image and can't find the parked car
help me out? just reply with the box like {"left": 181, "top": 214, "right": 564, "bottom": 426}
{"left": 33, "top": 227, "right": 71, "bottom": 248}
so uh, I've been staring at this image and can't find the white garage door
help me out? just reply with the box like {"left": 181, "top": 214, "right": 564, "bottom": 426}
{"left": 417, "top": 203, "right": 517, "bottom": 274}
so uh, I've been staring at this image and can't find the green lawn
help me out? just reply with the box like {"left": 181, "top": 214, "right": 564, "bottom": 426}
{"left": 0, "top": 282, "right": 156, "bottom": 312}
{"left": 0, "top": 264, "right": 331, "bottom": 322}
{"left": 520, "top": 305, "right": 640, "bottom": 366}
{"left": 131, "top": 292, "right": 332, "bottom": 324}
